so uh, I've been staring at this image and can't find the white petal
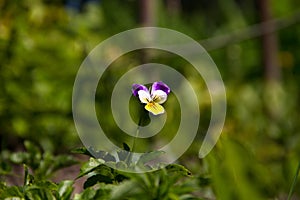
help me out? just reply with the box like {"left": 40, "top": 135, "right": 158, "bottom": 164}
{"left": 138, "top": 90, "right": 151, "bottom": 103}
{"left": 151, "top": 90, "right": 167, "bottom": 104}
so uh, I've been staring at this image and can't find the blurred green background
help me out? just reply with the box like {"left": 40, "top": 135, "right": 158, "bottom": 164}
{"left": 1, "top": 0, "right": 300, "bottom": 199}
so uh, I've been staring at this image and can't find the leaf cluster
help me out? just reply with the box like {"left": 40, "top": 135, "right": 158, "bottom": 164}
{"left": 72, "top": 145, "right": 202, "bottom": 200}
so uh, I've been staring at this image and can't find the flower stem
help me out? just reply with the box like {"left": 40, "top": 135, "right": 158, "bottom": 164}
{"left": 132, "top": 115, "right": 142, "bottom": 153}
{"left": 125, "top": 106, "right": 145, "bottom": 165}
{"left": 287, "top": 160, "right": 300, "bottom": 200}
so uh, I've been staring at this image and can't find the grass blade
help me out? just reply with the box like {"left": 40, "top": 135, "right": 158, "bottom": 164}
{"left": 287, "top": 160, "right": 300, "bottom": 200}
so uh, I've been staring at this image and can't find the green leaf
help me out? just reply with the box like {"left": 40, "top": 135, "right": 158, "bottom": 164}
{"left": 93, "top": 164, "right": 114, "bottom": 179}
{"left": 71, "top": 147, "right": 93, "bottom": 157}
{"left": 116, "top": 161, "right": 127, "bottom": 170}
{"left": 83, "top": 164, "right": 115, "bottom": 188}
{"left": 25, "top": 186, "right": 56, "bottom": 200}
{"left": 24, "top": 140, "right": 41, "bottom": 160}
{"left": 0, "top": 186, "right": 24, "bottom": 199}
{"left": 166, "top": 164, "right": 192, "bottom": 176}
{"left": 117, "top": 150, "right": 129, "bottom": 162}
{"left": 72, "top": 147, "right": 116, "bottom": 162}
{"left": 0, "top": 181, "right": 6, "bottom": 190}
{"left": 116, "top": 143, "right": 132, "bottom": 164}
{"left": 288, "top": 161, "right": 300, "bottom": 200}
{"left": 24, "top": 165, "right": 34, "bottom": 186}
{"left": 24, "top": 181, "right": 58, "bottom": 200}
{"left": 105, "top": 161, "right": 116, "bottom": 169}
{"left": 74, "top": 187, "right": 96, "bottom": 200}
{"left": 36, "top": 152, "right": 54, "bottom": 179}
{"left": 51, "top": 155, "right": 78, "bottom": 172}
{"left": 136, "top": 151, "right": 165, "bottom": 167}
{"left": 167, "top": 193, "right": 180, "bottom": 200}
{"left": 93, "top": 184, "right": 114, "bottom": 200}
{"left": 171, "top": 181, "right": 198, "bottom": 198}
{"left": 114, "top": 173, "right": 129, "bottom": 183}
{"left": 34, "top": 180, "right": 58, "bottom": 191}
{"left": 58, "top": 180, "right": 74, "bottom": 200}
{"left": 10, "top": 152, "right": 29, "bottom": 164}
{"left": 84, "top": 174, "right": 113, "bottom": 188}
{"left": 24, "top": 140, "right": 42, "bottom": 170}
{"left": 102, "top": 152, "right": 116, "bottom": 162}
{"left": 77, "top": 158, "right": 105, "bottom": 179}
{"left": 110, "top": 180, "right": 139, "bottom": 200}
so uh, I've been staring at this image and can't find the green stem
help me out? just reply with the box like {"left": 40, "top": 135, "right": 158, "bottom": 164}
{"left": 23, "top": 164, "right": 28, "bottom": 186}
{"left": 125, "top": 107, "right": 144, "bottom": 165}
{"left": 287, "top": 160, "right": 300, "bottom": 200}
{"left": 132, "top": 115, "right": 142, "bottom": 152}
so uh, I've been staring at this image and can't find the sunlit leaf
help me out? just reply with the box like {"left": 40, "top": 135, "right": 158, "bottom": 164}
{"left": 57, "top": 180, "right": 74, "bottom": 200}
{"left": 74, "top": 187, "right": 96, "bottom": 200}
{"left": 0, "top": 186, "right": 24, "bottom": 199}
{"left": 77, "top": 158, "right": 105, "bottom": 179}
{"left": 166, "top": 164, "right": 192, "bottom": 176}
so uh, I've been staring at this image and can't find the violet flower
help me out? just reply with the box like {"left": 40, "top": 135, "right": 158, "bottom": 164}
{"left": 132, "top": 81, "right": 171, "bottom": 115}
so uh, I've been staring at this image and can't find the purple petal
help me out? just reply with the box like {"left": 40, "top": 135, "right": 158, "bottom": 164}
{"left": 151, "top": 81, "right": 170, "bottom": 95}
{"left": 132, "top": 84, "right": 148, "bottom": 96}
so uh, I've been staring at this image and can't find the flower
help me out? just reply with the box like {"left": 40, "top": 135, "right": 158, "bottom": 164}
{"left": 132, "top": 81, "right": 171, "bottom": 115}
